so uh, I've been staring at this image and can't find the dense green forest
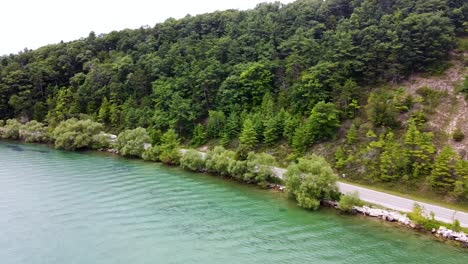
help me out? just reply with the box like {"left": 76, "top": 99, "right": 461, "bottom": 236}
{"left": 1, "top": 0, "right": 467, "bottom": 202}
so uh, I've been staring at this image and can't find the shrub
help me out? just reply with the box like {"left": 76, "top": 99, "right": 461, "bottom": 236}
{"left": 19, "top": 120, "right": 50, "bottom": 143}
{"left": 92, "top": 133, "right": 111, "bottom": 149}
{"left": 0, "top": 120, "right": 4, "bottom": 127}
{"left": 407, "top": 204, "right": 443, "bottom": 230}
{"left": 228, "top": 160, "right": 248, "bottom": 180}
{"left": 452, "top": 219, "right": 461, "bottom": 232}
{"left": 180, "top": 149, "right": 205, "bottom": 172}
{"left": 142, "top": 146, "right": 161, "bottom": 161}
{"left": 205, "top": 146, "right": 235, "bottom": 176}
{"left": 52, "top": 119, "right": 104, "bottom": 150}
{"left": 416, "top": 87, "right": 448, "bottom": 109}
{"left": 115, "top": 127, "right": 150, "bottom": 158}
{"left": 338, "top": 192, "right": 364, "bottom": 213}
{"left": 285, "top": 155, "right": 340, "bottom": 210}
{"left": 452, "top": 128, "right": 464, "bottom": 142}
{"left": 244, "top": 152, "right": 277, "bottom": 186}
{"left": 1, "top": 119, "right": 22, "bottom": 139}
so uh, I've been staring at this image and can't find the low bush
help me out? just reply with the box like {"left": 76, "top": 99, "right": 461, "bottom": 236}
{"left": 339, "top": 191, "right": 364, "bottom": 213}
{"left": 452, "top": 128, "right": 464, "bottom": 142}
{"left": 0, "top": 119, "right": 22, "bottom": 139}
{"left": 19, "top": 120, "right": 50, "bottom": 143}
{"left": 407, "top": 204, "right": 444, "bottom": 230}
{"left": 205, "top": 146, "right": 235, "bottom": 176}
{"left": 244, "top": 152, "right": 277, "bottom": 186}
{"left": 115, "top": 127, "right": 150, "bottom": 158}
{"left": 52, "top": 119, "right": 104, "bottom": 150}
{"left": 180, "top": 150, "right": 205, "bottom": 172}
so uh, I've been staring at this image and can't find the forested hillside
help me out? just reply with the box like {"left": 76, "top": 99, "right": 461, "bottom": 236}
{"left": 1, "top": 0, "right": 467, "bottom": 202}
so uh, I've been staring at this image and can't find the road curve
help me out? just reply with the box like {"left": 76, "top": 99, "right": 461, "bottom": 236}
{"left": 337, "top": 182, "right": 468, "bottom": 228}
{"left": 270, "top": 167, "right": 468, "bottom": 227}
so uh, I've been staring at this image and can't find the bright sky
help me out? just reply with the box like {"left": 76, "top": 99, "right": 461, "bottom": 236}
{"left": 0, "top": 0, "right": 295, "bottom": 56}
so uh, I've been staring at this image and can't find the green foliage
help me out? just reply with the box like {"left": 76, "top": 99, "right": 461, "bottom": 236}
{"left": 114, "top": 127, "right": 150, "bottom": 158}
{"left": 19, "top": 120, "right": 50, "bottom": 143}
{"left": 243, "top": 152, "right": 277, "bottom": 186}
{"left": 339, "top": 192, "right": 364, "bottom": 213}
{"left": 191, "top": 124, "right": 206, "bottom": 147}
{"left": 452, "top": 128, "right": 464, "bottom": 142}
{"left": 206, "top": 111, "right": 225, "bottom": 139}
{"left": 404, "top": 119, "right": 436, "bottom": 179}
{"left": 285, "top": 155, "right": 339, "bottom": 210}
{"left": 429, "top": 146, "right": 459, "bottom": 193}
{"left": 416, "top": 87, "right": 448, "bottom": 110}
{"left": 239, "top": 118, "right": 257, "bottom": 148}
{"left": 292, "top": 125, "right": 309, "bottom": 155}
{"left": 180, "top": 149, "right": 205, "bottom": 172}
{"left": 0, "top": 119, "right": 21, "bottom": 139}
{"left": 52, "top": 119, "right": 104, "bottom": 150}
{"left": 306, "top": 101, "right": 341, "bottom": 142}
{"left": 346, "top": 124, "right": 359, "bottom": 145}
{"left": 158, "top": 129, "right": 181, "bottom": 165}
{"left": 458, "top": 76, "right": 468, "bottom": 96}
{"left": 205, "top": 146, "right": 235, "bottom": 176}
{"left": 366, "top": 91, "right": 399, "bottom": 128}
{"left": 142, "top": 146, "right": 161, "bottom": 162}
{"left": 407, "top": 204, "right": 443, "bottom": 231}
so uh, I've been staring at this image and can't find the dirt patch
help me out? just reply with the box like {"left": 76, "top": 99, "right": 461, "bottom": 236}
{"left": 399, "top": 55, "right": 468, "bottom": 158}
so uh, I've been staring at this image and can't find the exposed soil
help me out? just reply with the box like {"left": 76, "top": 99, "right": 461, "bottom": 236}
{"left": 399, "top": 53, "right": 467, "bottom": 159}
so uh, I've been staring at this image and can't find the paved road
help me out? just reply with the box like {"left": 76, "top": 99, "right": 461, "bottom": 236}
{"left": 337, "top": 182, "right": 468, "bottom": 227}
{"left": 271, "top": 167, "right": 468, "bottom": 227}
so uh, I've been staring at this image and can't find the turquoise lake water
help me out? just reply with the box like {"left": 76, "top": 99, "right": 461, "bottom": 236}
{"left": 0, "top": 141, "right": 466, "bottom": 263}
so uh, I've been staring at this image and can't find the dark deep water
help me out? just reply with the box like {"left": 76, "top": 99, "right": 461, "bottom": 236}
{"left": 0, "top": 141, "right": 467, "bottom": 264}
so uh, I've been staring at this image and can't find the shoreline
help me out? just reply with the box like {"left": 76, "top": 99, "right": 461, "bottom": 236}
{"left": 1, "top": 140, "right": 468, "bottom": 248}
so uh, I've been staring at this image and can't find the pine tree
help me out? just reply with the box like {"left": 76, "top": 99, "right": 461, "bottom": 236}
{"left": 224, "top": 111, "right": 240, "bottom": 139}
{"left": 191, "top": 124, "right": 206, "bottom": 147}
{"left": 263, "top": 114, "right": 283, "bottom": 146}
{"left": 346, "top": 124, "right": 359, "bottom": 144}
{"left": 283, "top": 113, "right": 301, "bottom": 145}
{"left": 404, "top": 119, "right": 435, "bottom": 179}
{"left": 239, "top": 118, "right": 257, "bottom": 148}
{"left": 98, "top": 97, "right": 110, "bottom": 123}
{"left": 429, "top": 146, "right": 458, "bottom": 193}
{"left": 292, "top": 125, "right": 309, "bottom": 155}
{"left": 379, "top": 132, "right": 408, "bottom": 182}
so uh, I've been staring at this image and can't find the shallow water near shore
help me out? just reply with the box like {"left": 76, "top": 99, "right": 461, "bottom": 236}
{"left": 0, "top": 141, "right": 467, "bottom": 263}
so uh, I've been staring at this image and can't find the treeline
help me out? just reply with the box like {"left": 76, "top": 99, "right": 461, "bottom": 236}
{"left": 0, "top": 0, "right": 465, "bottom": 129}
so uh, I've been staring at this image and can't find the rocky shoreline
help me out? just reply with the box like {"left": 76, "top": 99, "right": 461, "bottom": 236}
{"left": 321, "top": 200, "right": 468, "bottom": 247}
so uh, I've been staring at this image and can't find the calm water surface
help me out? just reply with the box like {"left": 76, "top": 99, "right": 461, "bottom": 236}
{"left": 0, "top": 141, "right": 466, "bottom": 263}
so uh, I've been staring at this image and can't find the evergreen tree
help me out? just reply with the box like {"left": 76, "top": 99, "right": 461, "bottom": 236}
{"left": 292, "top": 125, "right": 309, "bottom": 155}
{"left": 379, "top": 132, "right": 408, "bottom": 182}
{"left": 429, "top": 146, "right": 459, "bottom": 193}
{"left": 224, "top": 111, "right": 240, "bottom": 139}
{"left": 98, "top": 97, "right": 110, "bottom": 123}
{"left": 404, "top": 119, "right": 435, "bottom": 179}
{"left": 239, "top": 118, "right": 257, "bottom": 148}
{"left": 191, "top": 124, "right": 206, "bottom": 147}
{"left": 346, "top": 124, "right": 359, "bottom": 145}
{"left": 263, "top": 114, "right": 282, "bottom": 146}
{"left": 283, "top": 113, "right": 301, "bottom": 145}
